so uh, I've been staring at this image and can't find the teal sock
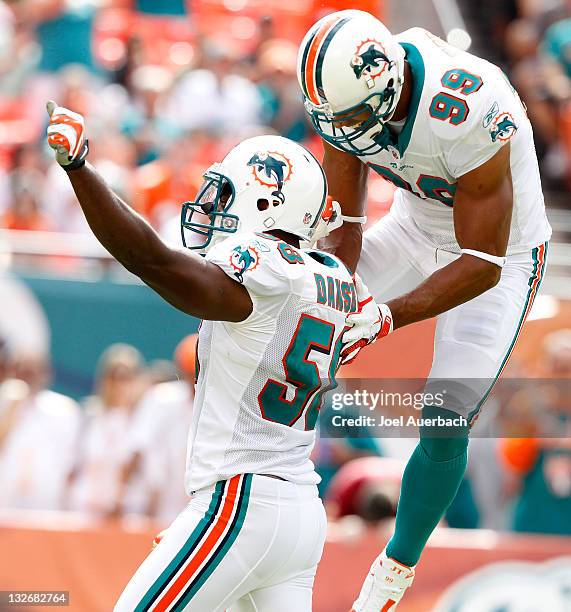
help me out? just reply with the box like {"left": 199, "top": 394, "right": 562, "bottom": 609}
{"left": 386, "top": 406, "right": 469, "bottom": 567}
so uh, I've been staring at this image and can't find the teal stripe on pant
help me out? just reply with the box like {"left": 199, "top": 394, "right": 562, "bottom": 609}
{"left": 172, "top": 474, "right": 252, "bottom": 610}
{"left": 135, "top": 481, "right": 225, "bottom": 612}
{"left": 468, "top": 241, "right": 548, "bottom": 424}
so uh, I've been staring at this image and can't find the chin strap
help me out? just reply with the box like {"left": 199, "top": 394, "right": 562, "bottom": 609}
{"left": 461, "top": 248, "right": 507, "bottom": 268}
{"left": 342, "top": 215, "right": 367, "bottom": 224}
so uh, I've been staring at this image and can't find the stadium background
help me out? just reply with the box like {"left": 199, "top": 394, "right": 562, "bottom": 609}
{"left": 0, "top": 0, "right": 569, "bottom": 610}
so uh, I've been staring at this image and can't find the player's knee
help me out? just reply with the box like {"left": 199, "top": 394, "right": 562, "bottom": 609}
{"left": 419, "top": 405, "right": 469, "bottom": 462}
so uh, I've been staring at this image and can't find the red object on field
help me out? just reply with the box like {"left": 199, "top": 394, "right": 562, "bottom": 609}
{"left": 326, "top": 456, "right": 404, "bottom": 518}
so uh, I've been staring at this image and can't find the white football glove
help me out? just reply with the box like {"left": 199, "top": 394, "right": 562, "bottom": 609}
{"left": 340, "top": 274, "right": 393, "bottom": 366}
{"left": 46, "top": 100, "right": 89, "bottom": 170}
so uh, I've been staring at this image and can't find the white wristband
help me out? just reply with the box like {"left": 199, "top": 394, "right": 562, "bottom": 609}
{"left": 461, "top": 249, "right": 507, "bottom": 268}
{"left": 342, "top": 215, "right": 367, "bottom": 224}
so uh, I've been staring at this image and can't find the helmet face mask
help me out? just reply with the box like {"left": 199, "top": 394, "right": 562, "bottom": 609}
{"left": 298, "top": 10, "right": 405, "bottom": 156}
{"left": 181, "top": 167, "right": 239, "bottom": 253}
{"left": 306, "top": 87, "right": 399, "bottom": 156}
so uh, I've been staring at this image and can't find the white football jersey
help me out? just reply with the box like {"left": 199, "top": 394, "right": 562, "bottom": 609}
{"left": 354, "top": 28, "right": 552, "bottom": 254}
{"left": 185, "top": 232, "right": 358, "bottom": 492}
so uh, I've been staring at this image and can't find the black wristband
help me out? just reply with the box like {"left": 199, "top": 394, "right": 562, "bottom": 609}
{"left": 64, "top": 139, "right": 89, "bottom": 172}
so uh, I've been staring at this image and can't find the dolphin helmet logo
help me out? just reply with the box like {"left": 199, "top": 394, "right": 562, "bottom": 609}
{"left": 490, "top": 112, "right": 518, "bottom": 142}
{"left": 229, "top": 245, "right": 260, "bottom": 282}
{"left": 247, "top": 151, "right": 292, "bottom": 204}
{"left": 351, "top": 41, "right": 392, "bottom": 81}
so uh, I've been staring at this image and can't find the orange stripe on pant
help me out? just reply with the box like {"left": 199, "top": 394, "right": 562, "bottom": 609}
{"left": 304, "top": 16, "right": 341, "bottom": 105}
{"left": 522, "top": 243, "right": 546, "bottom": 321}
{"left": 153, "top": 475, "right": 242, "bottom": 612}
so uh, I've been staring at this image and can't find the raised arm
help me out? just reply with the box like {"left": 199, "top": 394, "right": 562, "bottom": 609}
{"left": 387, "top": 143, "right": 512, "bottom": 329}
{"left": 46, "top": 102, "right": 252, "bottom": 322}
{"left": 321, "top": 140, "right": 369, "bottom": 272}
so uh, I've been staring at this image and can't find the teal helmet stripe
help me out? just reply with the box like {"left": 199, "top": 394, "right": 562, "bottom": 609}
{"left": 300, "top": 29, "right": 318, "bottom": 100}
{"left": 315, "top": 17, "right": 351, "bottom": 103}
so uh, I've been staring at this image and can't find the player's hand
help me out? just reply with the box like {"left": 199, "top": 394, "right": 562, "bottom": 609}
{"left": 46, "top": 100, "right": 89, "bottom": 170}
{"left": 340, "top": 275, "right": 393, "bottom": 366}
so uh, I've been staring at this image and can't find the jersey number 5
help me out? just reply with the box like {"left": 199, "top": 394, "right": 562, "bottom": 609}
{"left": 258, "top": 314, "right": 342, "bottom": 431}
{"left": 429, "top": 69, "right": 483, "bottom": 126}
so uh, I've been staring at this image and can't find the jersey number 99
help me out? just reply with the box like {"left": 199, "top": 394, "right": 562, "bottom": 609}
{"left": 429, "top": 69, "right": 483, "bottom": 126}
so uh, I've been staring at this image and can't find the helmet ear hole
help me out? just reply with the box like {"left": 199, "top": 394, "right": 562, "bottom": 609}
{"left": 257, "top": 198, "right": 269, "bottom": 211}
{"left": 387, "top": 78, "right": 394, "bottom": 89}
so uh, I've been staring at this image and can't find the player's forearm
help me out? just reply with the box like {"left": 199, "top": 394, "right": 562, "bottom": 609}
{"left": 321, "top": 223, "right": 363, "bottom": 273}
{"left": 387, "top": 255, "right": 501, "bottom": 329}
{"left": 321, "top": 141, "right": 368, "bottom": 272}
{"left": 66, "top": 163, "right": 168, "bottom": 274}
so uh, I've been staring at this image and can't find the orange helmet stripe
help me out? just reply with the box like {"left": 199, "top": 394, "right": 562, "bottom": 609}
{"left": 304, "top": 15, "right": 343, "bottom": 105}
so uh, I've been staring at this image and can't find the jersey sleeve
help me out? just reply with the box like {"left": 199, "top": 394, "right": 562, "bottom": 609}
{"left": 441, "top": 71, "right": 524, "bottom": 178}
{"left": 206, "top": 233, "right": 304, "bottom": 316}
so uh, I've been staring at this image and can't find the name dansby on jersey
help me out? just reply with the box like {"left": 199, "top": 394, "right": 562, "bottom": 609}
{"left": 355, "top": 28, "right": 551, "bottom": 254}
{"left": 185, "top": 232, "right": 356, "bottom": 492}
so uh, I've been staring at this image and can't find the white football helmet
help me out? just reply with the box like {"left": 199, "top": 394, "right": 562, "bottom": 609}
{"left": 297, "top": 10, "right": 405, "bottom": 155}
{"left": 181, "top": 135, "right": 341, "bottom": 252}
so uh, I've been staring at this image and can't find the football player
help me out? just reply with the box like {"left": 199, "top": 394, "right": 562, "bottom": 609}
{"left": 297, "top": 10, "right": 552, "bottom": 611}
{"left": 46, "top": 101, "right": 375, "bottom": 611}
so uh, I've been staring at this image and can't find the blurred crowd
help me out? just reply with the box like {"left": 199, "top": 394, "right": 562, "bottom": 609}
{"left": 0, "top": 0, "right": 392, "bottom": 250}
{"left": 469, "top": 0, "right": 571, "bottom": 191}
{"left": 0, "top": 0, "right": 316, "bottom": 238}
{"left": 0, "top": 333, "right": 197, "bottom": 525}
{"left": 1, "top": 0, "right": 571, "bottom": 246}
{"left": 0, "top": 325, "right": 569, "bottom": 536}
